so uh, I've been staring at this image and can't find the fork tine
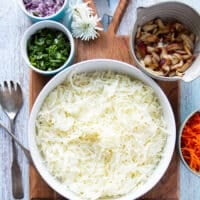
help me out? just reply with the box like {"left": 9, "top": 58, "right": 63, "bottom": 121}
{"left": 0, "top": 83, "right": 3, "bottom": 95}
{"left": 16, "top": 83, "right": 22, "bottom": 93}
{"left": 10, "top": 80, "right": 14, "bottom": 89}
{"left": 0, "top": 81, "right": 22, "bottom": 94}
{"left": 4, "top": 81, "right": 8, "bottom": 88}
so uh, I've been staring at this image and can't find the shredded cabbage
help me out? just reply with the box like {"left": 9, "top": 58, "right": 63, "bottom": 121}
{"left": 36, "top": 71, "right": 168, "bottom": 200}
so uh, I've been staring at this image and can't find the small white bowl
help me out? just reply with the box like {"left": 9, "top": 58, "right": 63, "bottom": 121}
{"left": 21, "top": 20, "right": 75, "bottom": 75}
{"left": 28, "top": 59, "right": 176, "bottom": 200}
{"left": 17, "top": 0, "right": 68, "bottom": 22}
{"left": 178, "top": 108, "right": 200, "bottom": 177}
{"left": 130, "top": 2, "right": 200, "bottom": 82}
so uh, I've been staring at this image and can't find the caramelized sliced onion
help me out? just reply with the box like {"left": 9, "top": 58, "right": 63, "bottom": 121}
{"left": 135, "top": 18, "right": 196, "bottom": 77}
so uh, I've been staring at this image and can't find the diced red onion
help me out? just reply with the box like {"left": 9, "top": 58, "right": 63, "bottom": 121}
{"left": 23, "top": 0, "right": 65, "bottom": 17}
{"left": 137, "top": 41, "right": 147, "bottom": 57}
{"left": 159, "top": 58, "right": 166, "bottom": 67}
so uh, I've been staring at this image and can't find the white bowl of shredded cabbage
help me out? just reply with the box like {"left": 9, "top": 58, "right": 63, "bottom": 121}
{"left": 28, "top": 59, "right": 176, "bottom": 200}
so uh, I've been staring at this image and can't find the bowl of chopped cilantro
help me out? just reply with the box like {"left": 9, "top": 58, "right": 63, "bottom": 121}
{"left": 17, "top": 0, "right": 68, "bottom": 22}
{"left": 21, "top": 20, "right": 75, "bottom": 75}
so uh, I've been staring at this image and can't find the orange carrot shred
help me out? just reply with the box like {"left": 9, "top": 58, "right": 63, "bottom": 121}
{"left": 181, "top": 111, "right": 200, "bottom": 172}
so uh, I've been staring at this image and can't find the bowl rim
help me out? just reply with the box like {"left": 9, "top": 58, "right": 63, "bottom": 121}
{"left": 21, "top": 20, "right": 75, "bottom": 75}
{"left": 28, "top": 59, "right": 176, "bottom": 200}
{"left": 129, "top": 1, "right": 200, "bottom": 82}
{"left": 17, "top": 0, "right": 68, "bottom": 20}
{"left": 178, "top": 108, "right": 200, "bottom": 177}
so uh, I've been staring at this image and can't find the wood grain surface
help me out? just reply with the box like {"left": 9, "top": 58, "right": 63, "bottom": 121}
{"left": 29, "top": 0, "right": 180, "bottom": 199}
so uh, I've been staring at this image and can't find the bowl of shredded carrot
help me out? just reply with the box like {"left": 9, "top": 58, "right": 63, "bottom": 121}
{"left": 179, "top": 109, "right": 200, "bottom": 176}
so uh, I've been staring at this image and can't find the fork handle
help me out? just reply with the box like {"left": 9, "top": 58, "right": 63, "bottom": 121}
{"left": 0, "top": 120, "right": 33, "bottom": 164}
{"left": 10, "top": 120, "right": 24, "bottom": 199}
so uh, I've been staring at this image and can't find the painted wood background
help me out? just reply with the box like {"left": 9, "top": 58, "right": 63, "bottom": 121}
{"left": 0, "top": 0, "right": 200, "bottom": 199}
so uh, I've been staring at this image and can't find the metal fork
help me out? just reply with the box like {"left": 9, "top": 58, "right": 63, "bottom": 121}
{"left": 0, "top": 120, "right": 33, "bottom": 164}
{"left": 0, "top": 81, "right": 24, "bottom": 199}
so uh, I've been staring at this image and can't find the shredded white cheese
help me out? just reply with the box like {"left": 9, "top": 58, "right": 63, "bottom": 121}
{"left": 36, "top": 71, "right": 168, "bottom": 200}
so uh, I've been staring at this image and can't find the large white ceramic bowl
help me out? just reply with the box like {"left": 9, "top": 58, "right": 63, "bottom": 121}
{"left": 28, "top": 59, "right": 176, "bottom": 200}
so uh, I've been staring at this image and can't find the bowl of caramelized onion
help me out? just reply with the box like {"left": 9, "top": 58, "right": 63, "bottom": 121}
{"left": 130, "top": 2, "right": 200, "bottom": 82}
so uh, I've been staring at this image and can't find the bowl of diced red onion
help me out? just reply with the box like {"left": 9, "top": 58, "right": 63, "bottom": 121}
{"left": 17, "top": 0, "right": 68, "bottom": 21}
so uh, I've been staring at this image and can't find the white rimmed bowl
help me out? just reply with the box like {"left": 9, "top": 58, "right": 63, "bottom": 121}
{"left": 130, "top": 2, "right": 200, "bottom": 82}
{"left": 17, "top": 0, "right": 68, "bottom": 22}
{"left": 28, "top": 59, "right": 176, "bottom": 200}
{"left": 21, "top": 20, "right": 75, "bottom": 75}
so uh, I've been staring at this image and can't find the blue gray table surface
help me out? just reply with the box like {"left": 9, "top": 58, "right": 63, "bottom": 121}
{"left": 0, "top": 0, "right": 200, "bottom": 199}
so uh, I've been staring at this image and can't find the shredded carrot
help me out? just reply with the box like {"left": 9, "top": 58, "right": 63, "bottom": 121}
{"left": 181, "top": 112, "right": 200, "bottom": 172}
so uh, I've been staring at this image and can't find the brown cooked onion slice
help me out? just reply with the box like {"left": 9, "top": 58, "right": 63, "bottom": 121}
{"left": 135, "top": 18, "right": 196, "bottom": 77}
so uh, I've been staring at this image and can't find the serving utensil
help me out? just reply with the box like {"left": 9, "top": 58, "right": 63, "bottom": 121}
{"left": 0, "top": 120, "right": 32, "bottom": 164}
{"left": 0, "top": 81, "right": 24, "bottom": 199}
{"left": 94, "top": 0, "right": 115, "bottom": 31}
{"left": 94, "top": 0, "right": 113, "bottom": 18}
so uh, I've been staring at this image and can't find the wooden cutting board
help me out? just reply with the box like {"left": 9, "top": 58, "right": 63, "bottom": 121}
{"left": 29, "top": 0, "right": 180, "bottom": 199}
